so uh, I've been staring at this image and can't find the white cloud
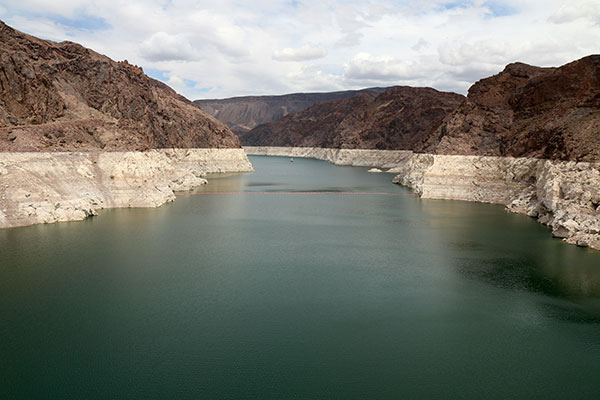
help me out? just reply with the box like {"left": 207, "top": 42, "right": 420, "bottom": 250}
{"left": 272, "top": 44, "right": 327, "bottom": 62}
{"left": 344, "top": 53, "right": 428, "bottom": 81}
{"left": 1, "top": 0, "right": 599, "bottom": 99}
{"left": 438, "top": 40, "right": 513, "bottom": 66}
{"left": 140, "top": 32, "right": 199, "bottom": 62}
{"left": 411, "top": 38, "right": 429, "bottom": 52}
{"left": 549, "top": 2, "right": 600, "bottom": 24}
{"left": 4, "top": 15, "right": 70, "bottom": 42}
{"left": 1, "top": 0, "right": 90, "bottom": 19}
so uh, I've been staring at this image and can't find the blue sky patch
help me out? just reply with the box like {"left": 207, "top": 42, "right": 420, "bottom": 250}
{"left": 483, "top": 1, "right": 517, "bottom": 17}
{"left": 438, "top": 0, "right": 517, "bottom": 17}
{"left": 53, "top": 13, "right": 111, "bottom": 31}
{"left": 440, "top": 1, "right": 470, "bottom": 11}
{"left": 146, "top": 68, "right": 169, "bottom": 82}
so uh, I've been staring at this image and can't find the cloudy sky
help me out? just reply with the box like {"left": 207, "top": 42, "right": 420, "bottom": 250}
{"left": 1, "top": 1, "right": 599, "bottom": 99}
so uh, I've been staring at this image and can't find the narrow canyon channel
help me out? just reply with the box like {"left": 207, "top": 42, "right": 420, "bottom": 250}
{"left": 1, "top": 156, "right": 600, "bottom": 398}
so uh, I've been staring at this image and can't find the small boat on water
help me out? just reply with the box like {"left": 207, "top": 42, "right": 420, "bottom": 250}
{"left": 290, "top": 158, "right": 294, "bottom": 162}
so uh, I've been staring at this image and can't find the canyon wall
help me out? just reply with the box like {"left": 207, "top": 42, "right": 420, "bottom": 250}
{"left": 194, "top": 87, "right": 393, "bottom": 135}
{"left": 244, "top": 146, "right": 413, "bottom": 167}
{"left": 419, "top": 56, "right": 600, "bottom": 162}
{"left": 242, "top": 87, "right": 464, "bottom": 149}
{"left": 0, "top": 20, "right": 241, "bottom": 151}
{"left": 0, "top": 149, "right": 252, "bottom": 228}
{"left": 246, "top": 147, "right": 600, "bottom": 251}
{"left": 390, "top": 154, "right": 600, "bottom": 250}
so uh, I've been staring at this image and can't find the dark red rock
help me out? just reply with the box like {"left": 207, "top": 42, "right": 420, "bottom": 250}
{"left": 241, "top": 86, "right": 464, "bottom": 149}
{"left": 420, "top": 56, "right": 600, "bottom": 162}
{"left": 194, "top": 88, "right": 395, "bottom": 135}
{"left": 0, "top": 20, "right": 241, "bottom": 151}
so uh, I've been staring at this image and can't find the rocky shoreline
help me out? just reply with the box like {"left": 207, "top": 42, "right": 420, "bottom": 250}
{"left": 245, "top": 146, "right": 600, "bottom": 251}
{"left": 0, "top": 149, "right": 253, "bottom": 228}
{"left": 244, "top": 146, "right": 413, "bottom": 167}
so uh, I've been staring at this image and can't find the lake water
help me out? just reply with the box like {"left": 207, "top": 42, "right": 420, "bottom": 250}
{"left": 1, "top": 156, "right": 600, "bottom": 399}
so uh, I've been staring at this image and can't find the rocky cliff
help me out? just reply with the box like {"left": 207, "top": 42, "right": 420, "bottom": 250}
{"left": 241, "top": 87, "right": 464, "bottom": 149}
{"left": 0, "top": 21, "right": 253, "bottom": 229}
{"left": 243, "top": 56, "right": 600, "bottom": 250}
{"left": 420, "top": 56, "right": 600, "bottom": 162}
{"left": 389, "top": 154, "right": 600, "bottom": 250}
{"left": 0, "top": 149, "right": 253, "bottom": 228}
{"left": 0, "top": 20, "right": 241, "bottom": 151}
{"left": 194, "top": 88, "right": 394, "bottom": 135}
{"left": 244, "top": 146, "right": 412, "bottom": 167}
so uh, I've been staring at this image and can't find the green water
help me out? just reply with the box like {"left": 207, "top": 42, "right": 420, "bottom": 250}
{"left": 1, "top": 156, "right": 600, "bottom": 399}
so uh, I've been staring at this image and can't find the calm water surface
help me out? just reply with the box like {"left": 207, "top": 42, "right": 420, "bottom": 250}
{"left": 1, "top": 156, "right": 600, "bottom": 399}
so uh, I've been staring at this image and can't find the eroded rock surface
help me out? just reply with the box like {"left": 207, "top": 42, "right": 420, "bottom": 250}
{"left": 390, "top": 154, "right": 600, "bottom": 250}
{"left": 242, "top": 87, "right": 464, "bottom": 149}
{"left": 0, "top": 20, "right": 240, "bottom": 151}
{"left": 194, "top": 88, "right": 394, "bottom": 135}
{"left": 420, "top": 56, "right": 600, "bottom": 162}
{"left": 0, "top": 149, "right": 253, "bottom": 228}
{"left": 244, "top": 146, "right": 413, "bottom": 168}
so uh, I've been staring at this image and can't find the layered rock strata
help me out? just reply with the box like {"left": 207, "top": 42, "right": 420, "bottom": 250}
{"left": 244, "top": 146, "right": 413, "bottom": 167}
{"left": 0, "top": 149, "right": 252, "bottom": 228}
{"left": 246, "top": 147, "right": 600, "bottom": 250}
{"left": 391, "top": 154, "right": 600, "bottom": 250}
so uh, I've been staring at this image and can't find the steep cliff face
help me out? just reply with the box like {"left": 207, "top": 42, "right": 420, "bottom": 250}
{"left": 0, "top": 149, "right": 253, "bottom": 228}
{"left": 0, "top": 20, "right": 241, "bottom": 151}
{"left": 194, "top": 87, "right": 394, "bottom": 135}
{"left": 244, "top": 146, "right": 413, "bottom": 167}
{"left": 241, "top": 87, "right": 464, "bottom": 149}
{"left": 390, "top": 154, "right": 600, "bottom": 250}
{"left": 421, "top": 56, "right": 600, "bottom": 162}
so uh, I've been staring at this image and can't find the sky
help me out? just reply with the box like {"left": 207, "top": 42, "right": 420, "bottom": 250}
{"left": 1, "top": 0, "right": 599, "bottom": 100}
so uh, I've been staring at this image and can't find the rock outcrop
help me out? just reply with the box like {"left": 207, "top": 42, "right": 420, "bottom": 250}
{"left": 0, "top": 20, "right": 241, "bottom": 151}
{"left": 244, "top": 56, "right": 600, "bottom": 250}
{"left": 390, "top": 154, "right": 600, "bottom": 250}
{"left": 194, "top": 88, "right": 394, "bottom": 135}
{"left": 241, "top": 87, "right": 464, "bottom": 149}
{"left": 420, "top": 56, "right": 600, "bottom": 162}
{"left": 0, "top": 21, "right": 254, "bottom": 229}
{"left": 242, "top": 56, "right": 600, "bottom": 162}
{"left": 244, "top": 146, "right": 413, "bottom": 167}
{"left": 0, "top": 149, "right": 253, "bottom": 228}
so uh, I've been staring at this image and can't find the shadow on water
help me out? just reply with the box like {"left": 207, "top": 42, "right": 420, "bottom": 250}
{"left": 419, "top": 198, "right": 600, "bottom": 322}
{"left": 458, "top": 256, "right": 563, "bottom": 296}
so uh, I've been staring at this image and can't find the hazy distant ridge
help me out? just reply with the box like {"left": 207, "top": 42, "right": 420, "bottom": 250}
{"left": 194, "top": 87, "right": 395, "bottom": 134}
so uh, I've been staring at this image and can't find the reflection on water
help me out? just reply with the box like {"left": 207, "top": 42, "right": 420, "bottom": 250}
{"left": 1, "top": 155, "right": 600, "bottom": 398}
{"left": 419, "top": 198, "right": 600, "bottom": 302}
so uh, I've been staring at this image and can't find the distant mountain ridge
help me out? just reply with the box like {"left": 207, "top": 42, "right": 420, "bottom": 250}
{"left": 194, "top": 87, "right": 395, "bottom": 134}
{"left": 240, "top": 55, "right": 600, "bottom": 162}
{"left": 240, "top": 86, "right": 465, "bottom": 150}
{"left": 419, "top": 55, "right": 600, "bottom": 161}
{"left": 0, "top": 20, "right": 240, "bottom": 151}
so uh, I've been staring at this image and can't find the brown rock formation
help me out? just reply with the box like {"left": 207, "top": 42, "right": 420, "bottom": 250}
{"left": 241, "top": 87, "right": 464, "bottom": 149}
{"left": 0, "top": 20, "right": 241, "bottom": 151}
{"left": 194, "top": 88, "right": 394, "bottom": 135}
{"left": 421, "top": 56, "right": 600, "bottom": 162}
